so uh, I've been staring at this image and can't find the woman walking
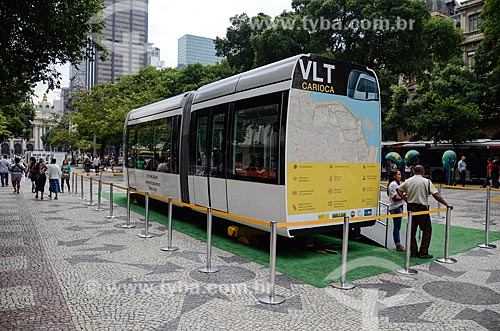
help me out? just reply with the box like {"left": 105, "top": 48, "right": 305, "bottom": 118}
{"left": 60, "top": 159, "right": 71, "bottom": 192}
{"left": 9, "top": 157, "right": 26, "bottom": 194}
{"left": 27, "top": 157, "right": 37, "bottom": 193}
{"left": 35, "top": 158, "right": 47, "bottom": 200}
{"left": 47, "top": 158, "right": 62, "bottom": 200}
{"left": 388, "top": 170, "right": 405, "bottom": 251}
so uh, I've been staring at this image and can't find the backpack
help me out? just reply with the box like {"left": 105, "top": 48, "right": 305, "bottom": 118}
{"left": 31, "top": 163, "right": 41, "bottom": 181}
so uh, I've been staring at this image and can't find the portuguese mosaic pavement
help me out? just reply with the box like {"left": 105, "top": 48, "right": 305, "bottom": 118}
{"left": 1, "top": 173, "right": 499, "bottom": 330}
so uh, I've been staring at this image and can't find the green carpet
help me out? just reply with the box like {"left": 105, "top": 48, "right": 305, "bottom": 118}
{"left": 103, "top": 193, "right": 500, "bottom": 288}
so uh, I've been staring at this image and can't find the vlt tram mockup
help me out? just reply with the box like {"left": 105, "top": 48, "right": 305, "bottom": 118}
{"left": 124, "top": 54, "right": 381, "bottom": 237}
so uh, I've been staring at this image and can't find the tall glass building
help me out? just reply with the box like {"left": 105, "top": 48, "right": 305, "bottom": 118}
{"left": 71, "top": 0, "right": 149, "bottom": 93}
{"left": 178, "top": 34, "right": 223, "bottom": 68}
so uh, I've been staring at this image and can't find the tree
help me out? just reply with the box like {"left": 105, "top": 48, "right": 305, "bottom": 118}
{"left": 1, "top": 102, "right": 35, "bottom": 140}
{"left": 0, "top": 112, "right": 12, "bottom": 142}
{"left": 0, "top": 0, "right": 106, "bottom": 106}
{"left": 70, "top": 62, "right": 236, "bottom": 159}
{"left": 386, "top": 63, "right": 482, "bottom": 144}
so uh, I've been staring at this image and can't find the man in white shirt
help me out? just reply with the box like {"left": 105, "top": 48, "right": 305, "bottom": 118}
{"left": 457, "top": 156, "right": 467, "bottom": 187}
{"left": 397, "top": 165, "right": 453, "bottom": 259}
{"left": 0, "top": 155, "right": 10, "bottom": 187}
{"left": 46, "top": 158, "right": 62, "bottom": 200}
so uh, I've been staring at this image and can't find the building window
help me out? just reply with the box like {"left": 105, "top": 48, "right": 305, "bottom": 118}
{"left": 468, "top": 13, "right": 482, "bottom": 32}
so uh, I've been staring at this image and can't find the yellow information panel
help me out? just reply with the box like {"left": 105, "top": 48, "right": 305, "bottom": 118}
{"left": 287, "top": 162, "right": 380, "bottom": 217}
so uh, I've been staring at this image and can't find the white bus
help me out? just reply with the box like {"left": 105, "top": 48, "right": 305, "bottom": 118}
{"left": 124, "top": 54, "right": 381, "bottom": 237}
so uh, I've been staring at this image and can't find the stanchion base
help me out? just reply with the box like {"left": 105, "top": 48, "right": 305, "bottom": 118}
{"left": 160, "top": 246, "right": 179, "bottom": 252}
{"left": 478, "top": 243, "right": 497, "bottom": 249}
{"left": 121, "top": 224, "right": 136, "bottom": 229}
{"left": 481, "top": 222, "right": 497, "bottom": 225}
{"left": 197, "top": 266, "right": 220, "bottom": 273}
{"left": 331, "top": 281, "right": 356, "bottom": 290}
{"left": 257, "top": 294, "right": 286, "bottom": 305}
{"left": 138, "top": 232, "right": 154, "bottom": 238}
{"left": 436, "top": 257, "right": 457, "bottom": 264}
{"left": 94, "top": 208, "right": 105, "bottom": 211}
{"left": 87, "top": 203, "right": 95, "bottom": 206}
{"left": 395, "top": 268, "right": 418, "bottom": 275}
{"left": 105, "top": 215, "right": 117, "bottom": 219}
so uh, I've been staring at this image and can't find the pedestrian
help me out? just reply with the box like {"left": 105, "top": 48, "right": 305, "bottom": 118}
{"left": 46, "top": 158, "right": 61, "bottom": 200}
{"left": 457, "top": 156, "right": 467, "bottom": 187}
{"left": 491, "top": 157, "right": 499, "bottom": 189}
{"left": 482, "top": 158, "right": 492, "bottom": 188}
{"left": 0, "top": 154, "right": 10, "bottom": 187}
{"left": 9, "top": 157, "right": 26, "bottom": 194}
{"left": 35, "top": 158, "right": 47, "bottom": 200}
{"left": 397, "top": 165, "right": 453, "bottom": 259}
{"left": 26, "top": 156, "right": 37, "bottom": 192}
{"left": 84, "top": 157, "right": 91, "bottom": 173}
{"left": 93, "top": 156, "right": 100, "bottom": 173}
{"left": 387, "top": 170, "right": 405, "bottom": 251}
{"left": 60, "top": 159, "right": 71, "bottom": 192}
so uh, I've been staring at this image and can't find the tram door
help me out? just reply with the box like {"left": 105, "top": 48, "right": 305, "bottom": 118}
{"left": 192, "top": 106, "right": 228, "bottom": 212}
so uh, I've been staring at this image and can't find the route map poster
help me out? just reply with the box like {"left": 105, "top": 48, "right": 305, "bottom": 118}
{"left": 286, "top": 57, "right": 381, "bottom": 222}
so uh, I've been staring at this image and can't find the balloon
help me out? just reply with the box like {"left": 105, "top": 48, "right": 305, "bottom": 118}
{"left": 385, "top": 152, "right": 403, "bottom": 167}
{"left": 442, "top": 150, "right": 457, "bottom": 169}
{"left": 404, "top": 150, "right": 420, "bottom": 164}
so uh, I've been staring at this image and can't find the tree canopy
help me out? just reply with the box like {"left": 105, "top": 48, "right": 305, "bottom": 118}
{"left": 59, "top": 62, "right": 235, "bottom": 157}
{"left": 0, "top": 0, "right": 106, "bottom": 105}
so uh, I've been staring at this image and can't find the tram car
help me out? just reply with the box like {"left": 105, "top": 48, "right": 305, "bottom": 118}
{"left": 124, "top": 54, "right": 381, "bottom": 237}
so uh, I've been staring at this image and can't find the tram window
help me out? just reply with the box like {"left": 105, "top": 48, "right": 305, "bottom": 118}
{"left": 135, "top": 123, "right": 152, "bottom": 170}
{"left": 195, "top": 114, "right": 209, "bottom": 176}
{"left": 125, "top": 126, "right": 138, "bottom": 168}
{"left": 153, "top": 118, "right": 174, "bottom": 173}
{"left": 210, "top": 112, "right": 226, "bottom": 178}
{"left": 231, "top": 96, "right": 280, "bottom": 183}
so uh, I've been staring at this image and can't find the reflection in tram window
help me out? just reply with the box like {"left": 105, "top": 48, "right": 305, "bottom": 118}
{"left": 232, "top": 102, "right": 279, "bottom": 183}
{"left": 125, "top": 118, "right": 177, "bottom": 173}
{"left": 210, "top": 112, "right": 226, "bottom": 178}
{"left": 195, "top": 115, "right": 208, "bottom": 176}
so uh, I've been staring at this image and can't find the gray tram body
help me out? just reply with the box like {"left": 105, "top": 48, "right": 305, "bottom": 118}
{"left": 124, "top": 54, "right": 381, "bottom": 237}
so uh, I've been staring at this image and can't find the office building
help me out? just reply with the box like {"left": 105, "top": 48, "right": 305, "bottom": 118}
{"left": 178, "top": 34, "right": 223, "bottom": 68}
{"left": 70, "top": 0, "right": 149, "bottom": 94}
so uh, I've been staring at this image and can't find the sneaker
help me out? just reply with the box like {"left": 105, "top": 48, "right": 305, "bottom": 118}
{"left": 396, "top": 245, "right": 406, "bottom": 252}
{"left": 35, "top": 195, "right": 38, "bottom": 199}
{"left": 54, "top": 197, "right": 58, "bottom": 200}
{"left": 418, "top": 253, "right": 433, "bottom": 259}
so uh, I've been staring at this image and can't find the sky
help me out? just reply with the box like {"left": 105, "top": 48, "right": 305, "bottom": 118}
{"left": 34, "top": 0, "right": 292, "bottom": 105}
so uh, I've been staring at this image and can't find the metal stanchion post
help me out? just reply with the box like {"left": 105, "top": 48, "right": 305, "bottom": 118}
{"left": 138, "top": 192, "right": 153, "bottom": 238}
{"left": 74, "top": 173, "right": 78, "bottom": 195}
{"left": 160, "top": 197, "right": 178, "bottom": 251}
{"left": 94, "top": 180, "right": 104, "bottom": 211}
{"left": 434, "top": 184, "right": 445, "bottom": 220}
{"left": 258, "top": 221, "right": 286, "bottom": 305}
{"left": 71, "top": 173, "right": 75, "bottom": 194}
{"left": 436, "top": 207, "right": 457, "bottom": 263}
{"left": 396, "top": 211, "right": 418, "bottom": 275}
{"left": 105, "top": 183, "right": 116, "bottom": 219}
{"left": 332, "top": 217, "right": 356, "bottom": 289}
{"left": 121, "top": 188, "right": 136, "bottom": 229}
{"left": 87, "top": 179, "right": 94, "bottom": 206}
{"left": 385, "top": 205, "right": 390, "bottom": 249}
{"left": 198, "top": 208, "right": 220, "bottom": 273}
{"left": 478, "top": 187, "right": 497, "bottom": 249}
{"left": 80, "top": 175, "right": 84, "bottom": 200}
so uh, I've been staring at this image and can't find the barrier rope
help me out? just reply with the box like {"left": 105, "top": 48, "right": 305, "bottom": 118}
{"left": 76, "top": 173, "right": 451, "bottom": 229}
